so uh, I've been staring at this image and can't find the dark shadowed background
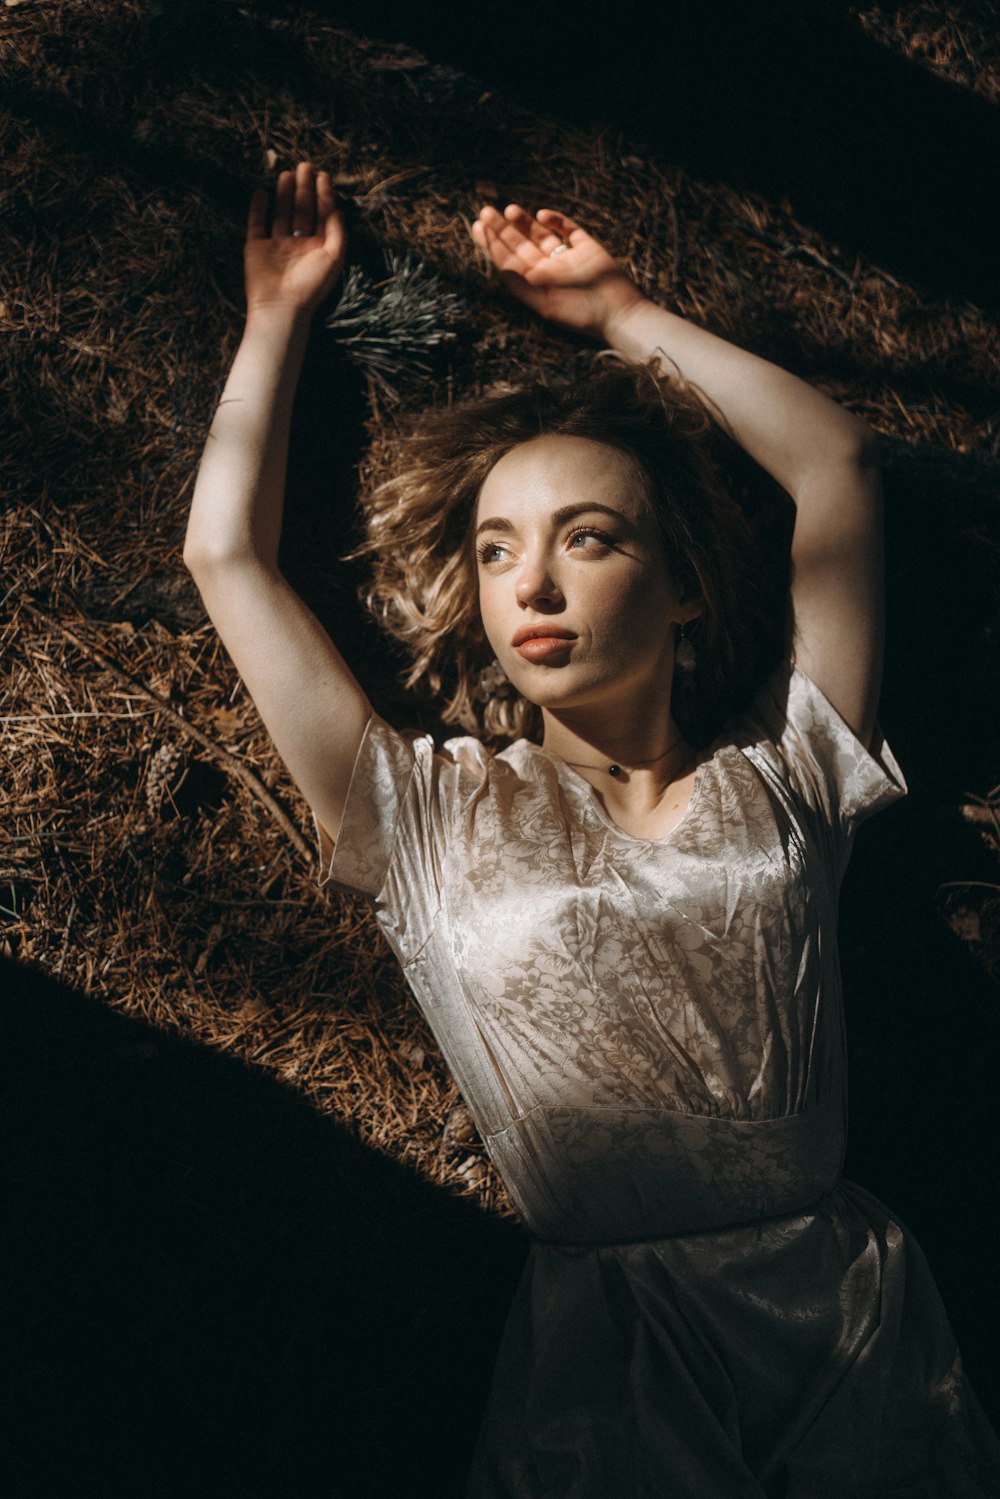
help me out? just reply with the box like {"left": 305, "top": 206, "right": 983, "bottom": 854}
{"left": 2, "top": 1, "right": 998, "bottom": 1492}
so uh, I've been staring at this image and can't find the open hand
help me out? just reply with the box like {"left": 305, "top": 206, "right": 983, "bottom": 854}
{"left": 244, "top": 162, "right": 346, "bottom": 320}
{"left": 470, "top": 203, "right": 645, "bottom": 340}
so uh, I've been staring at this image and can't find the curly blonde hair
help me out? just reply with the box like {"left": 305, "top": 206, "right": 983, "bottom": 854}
{"left": 352, "top": 356, "right": 777, "bottom": 747}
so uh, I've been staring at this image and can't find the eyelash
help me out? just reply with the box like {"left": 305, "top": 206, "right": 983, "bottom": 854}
{"left": 568, "top": 526, "right": 615, "bottom": 551}
{"left": 476, "top": 527, "right": 615, "bottom": 566}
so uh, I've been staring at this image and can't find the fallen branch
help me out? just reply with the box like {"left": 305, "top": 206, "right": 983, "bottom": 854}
{"left": 20, "top": 598, "right": 314, "bottom": 868}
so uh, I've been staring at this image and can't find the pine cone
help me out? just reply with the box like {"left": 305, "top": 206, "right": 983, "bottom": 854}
{"left": 145, "top": 741, "right": 190, "bottom": 819}
{"left": 442, "top": 1102, "right": 479, "bottom": 1153}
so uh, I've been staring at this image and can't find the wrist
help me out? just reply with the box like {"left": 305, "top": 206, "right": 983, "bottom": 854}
{"left": 598, "top": 287, "right": 655, "bottom": 349}
{"left": 244, "top": 300, "right": 314, "bottom": 339}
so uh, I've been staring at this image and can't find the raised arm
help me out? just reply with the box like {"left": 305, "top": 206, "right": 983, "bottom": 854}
{"left": 471, "top": 204, "right": 884, "bottom": 749}
{"left": 184, "top": 163, "right": 371, "bottom": 851}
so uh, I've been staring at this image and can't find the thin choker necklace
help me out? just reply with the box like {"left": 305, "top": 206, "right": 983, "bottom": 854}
{"left": 562, "top": 732, "right": 687, "bottom": 779}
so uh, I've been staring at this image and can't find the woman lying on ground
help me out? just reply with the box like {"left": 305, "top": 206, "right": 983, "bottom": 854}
{"left": 184, "top": 160, "right": 1000, "bottom": 1497}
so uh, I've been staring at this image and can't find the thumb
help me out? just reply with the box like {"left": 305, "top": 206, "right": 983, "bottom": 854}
{"left": 323, "top": 211, "right": 346, "bottom": 264}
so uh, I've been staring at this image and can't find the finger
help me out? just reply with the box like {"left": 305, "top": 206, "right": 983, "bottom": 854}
{"left": 315, "top": 171, "right": 345, "bottom": 258}
{"left": 536, "top": 209, "right": 589, "bottom": 246}
{"left": 324, "top": 212, "right": 346, "bottom": 264}
{"left": 273, "top": 169, "right": 295, "bottom": 237}
{"left": 476, "top": 215, "right": 534, "bottom": 276}
{"left": 500, "top": 203, "right": 554, "bottom": 263}
{"left": 246, "top": 186, "right": 268, "bottom": 241}
{"left": 472, "top": 211, "right": 507, "bottom": 260}
{"left": 472, "top": 218, "right": 547, "bottom": 309}
{"left": 292, "top": 161, "right": 315, "bottom": 237}
{"left": 471, "top": 213, "right": 507, "bottom": 252}
{"left": 478, "top": 204, "right": 544, "bottom": 271}
{"left": 315, "top": 169, "right": 335, "bottom": 224}
{"left": 503, "top": 203, "right": 563, "bottom": 255}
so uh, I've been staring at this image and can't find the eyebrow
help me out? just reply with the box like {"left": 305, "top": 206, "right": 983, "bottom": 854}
{"left": 474, "top": 502, "right": 628, "bottom": 537}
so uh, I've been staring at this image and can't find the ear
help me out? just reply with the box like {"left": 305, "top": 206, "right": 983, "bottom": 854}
{"left": 675, "top": 597, "right": 706, "bottom": 626}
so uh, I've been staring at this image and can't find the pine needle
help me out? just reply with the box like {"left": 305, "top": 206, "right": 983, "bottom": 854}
{"left": 323, "top": 252, "right": 464, "bottom": 399}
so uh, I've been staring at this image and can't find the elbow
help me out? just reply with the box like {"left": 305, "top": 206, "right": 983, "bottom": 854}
{"left": 183, "top": 543, "right": 239, "bottom": 581}
{"left": 182, "top": 517, "right": 215, "bottom": 573}
{"left": 846, "top": 422, "right": 882, "bottom": 470}
{"left": 182, "top": 541, "right": 217, "bottom": 577}
{"left": 182, "top": 531, "right": 259, "bottom": 575}
{"left": 182, "top": 541, "right": 277, "bottom": 587}
{"left": 818, "top": 418, "right": 881, "bottom": 475}
{"left": 790, "top": 425, "right": 882, "bottom": 501}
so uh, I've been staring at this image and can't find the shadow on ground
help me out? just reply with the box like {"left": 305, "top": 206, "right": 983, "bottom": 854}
{"left": 0, "top": 957, "right": 526, "bottom": 1499}
{"left": 323, "top": 0, "right": 999, "bottom": 313}
{"left": 839, "top": 448, "right": 1000, "bottom": 1422}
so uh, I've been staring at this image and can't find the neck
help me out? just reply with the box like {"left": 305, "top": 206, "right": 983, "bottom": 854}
{"left": 540, "top": 700, "right": 692, "bottom": 791}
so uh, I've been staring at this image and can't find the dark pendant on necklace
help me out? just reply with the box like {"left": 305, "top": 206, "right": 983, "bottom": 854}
{"left": 609, "top": 764, "right": 622, "bottom": 778}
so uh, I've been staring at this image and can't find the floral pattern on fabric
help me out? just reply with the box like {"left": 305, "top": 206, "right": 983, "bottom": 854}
{"left": 314, "top": 660, "right": 906, "bottom": 1238}
{"left": 313, "top": 663, "right": 1000, "bottom": 1492}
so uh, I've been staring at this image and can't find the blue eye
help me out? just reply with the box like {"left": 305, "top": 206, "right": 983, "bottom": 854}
{"left": 568, "top": 527, "right": 614, "bottom": 550}
{"left": 476, "top": 541, "right": 508, "bottom": 565}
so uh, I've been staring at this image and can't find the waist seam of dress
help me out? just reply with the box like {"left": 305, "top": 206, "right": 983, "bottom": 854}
{"left": 529, "top": 1182, "right": 843, "bottom": 1249}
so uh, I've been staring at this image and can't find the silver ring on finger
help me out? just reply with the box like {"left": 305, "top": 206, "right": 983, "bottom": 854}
{"left": 292, "top": 229, "right": 309, "bottom": 237}
{"left": 549, "top": 243, "right": 569, "bottom": 256}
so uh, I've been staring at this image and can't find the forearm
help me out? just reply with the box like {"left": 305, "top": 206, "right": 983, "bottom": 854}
{"left": 184, "top": 306, "right": 312, "bottom": 569}
{"left": 603, "top": 296, "right": 877, "bottom": 496}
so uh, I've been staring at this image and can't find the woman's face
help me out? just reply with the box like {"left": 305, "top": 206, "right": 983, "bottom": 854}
{"left": 474, "top": 435, "right": 701, "bottom": 722}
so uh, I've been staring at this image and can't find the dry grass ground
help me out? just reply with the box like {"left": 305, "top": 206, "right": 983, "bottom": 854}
{"left": 2, "top": 0, "right": 998, "bottom": 1488}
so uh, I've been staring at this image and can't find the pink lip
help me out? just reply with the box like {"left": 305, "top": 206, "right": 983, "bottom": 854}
{"left": 511, "top": 626, "right": 577, "bottom": 647}
{"left": 515, "top": 635, "right": 576, "bottom": 663}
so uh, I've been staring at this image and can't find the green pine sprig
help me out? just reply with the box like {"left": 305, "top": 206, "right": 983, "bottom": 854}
{"left": 323, "top": 252, "right": 464, "bottom": 399}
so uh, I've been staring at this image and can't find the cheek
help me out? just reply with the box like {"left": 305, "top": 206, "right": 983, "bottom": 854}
{"left": 476, "top": 576, "right": 505, "bottom": 649}
{"left": 595, "top": 568, "right": 671, "bottom": 635}
{"left": 584, "top": 575, "right": 677, "bottom": 677}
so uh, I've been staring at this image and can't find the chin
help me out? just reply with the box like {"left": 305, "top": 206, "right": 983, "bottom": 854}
{"left": 513, "top": 672, "right": 601, "bottom": 713}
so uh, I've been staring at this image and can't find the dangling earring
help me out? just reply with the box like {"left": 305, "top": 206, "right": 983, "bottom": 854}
{"left": 474, "top": 657, "right": 516, "bottom": 703}
{"left": 674, "top": 620, "right": 698, "bottom": 672}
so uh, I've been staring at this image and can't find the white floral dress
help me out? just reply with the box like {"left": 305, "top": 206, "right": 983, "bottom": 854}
{"left": 315, "top": 660, "right": 1000, "bottom": 1497}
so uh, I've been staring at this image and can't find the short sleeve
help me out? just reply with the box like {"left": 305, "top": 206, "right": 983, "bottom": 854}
{"left": 311, "top": 711, "right": 483, "bottom": 961}
{"left": 736, "top": 661, "right": 907, "bottom": 873}
{"left": 312, "top": 713, "right": 415, "bottom": 893}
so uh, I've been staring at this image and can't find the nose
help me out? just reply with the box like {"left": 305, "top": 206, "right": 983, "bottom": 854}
{"left": 514, "top": 554, "right": 564, "bottom": 610}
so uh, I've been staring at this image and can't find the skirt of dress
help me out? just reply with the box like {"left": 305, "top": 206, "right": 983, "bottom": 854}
{"left": 465, "top": 1179, "right": 1000, "bottom": 1499}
